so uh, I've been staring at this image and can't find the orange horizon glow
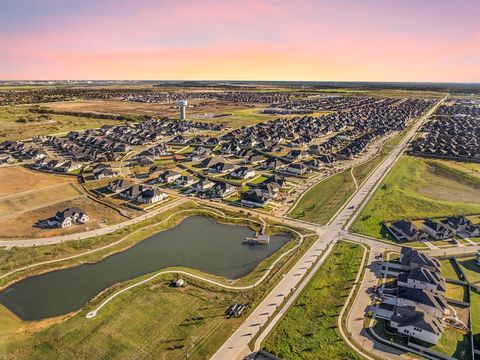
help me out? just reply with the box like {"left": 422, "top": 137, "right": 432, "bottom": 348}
{"left": 1, "top": 0, "right": 479, "bottom": 82}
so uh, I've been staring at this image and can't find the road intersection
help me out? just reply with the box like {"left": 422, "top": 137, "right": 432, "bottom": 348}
{"left": 212, "top": 96, "right": 448, "bottom": 359}
{"left": 2, "top": 95, "right": 466, "bottom": 360}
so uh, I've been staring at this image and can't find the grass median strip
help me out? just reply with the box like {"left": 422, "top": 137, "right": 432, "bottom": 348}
{"left": 262, "top": 240, "right": 364, "bottom": 359}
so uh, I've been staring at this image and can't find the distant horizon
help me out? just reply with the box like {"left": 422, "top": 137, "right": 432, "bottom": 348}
{"left": 1, "top": 0, "right": 479, "bottom": 82}
{"left": 0, "top": 79, "right": 480, "bottom": 86}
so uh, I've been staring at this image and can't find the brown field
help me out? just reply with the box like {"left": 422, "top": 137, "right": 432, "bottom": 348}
{"left": 0, "top": 183, "right": 82, "bottom": 218}
{"left": 0, "top": 167, "right": 124, "bottom": 238}
{"left": 44, "top": 99, "right": 308, "bottom": 128}
{"left": 0, "top": 196, "right": 125, "bottom": 238}
{"left": 0, "top": 166, "right": 74, "bottom": 197}
{"left": 0, "top": 106, "right": 124, "bottom": 141}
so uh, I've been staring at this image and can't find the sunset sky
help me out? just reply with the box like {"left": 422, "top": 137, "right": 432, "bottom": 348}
{"left": 1, "top": 0, "right": 479, "bottom": 82}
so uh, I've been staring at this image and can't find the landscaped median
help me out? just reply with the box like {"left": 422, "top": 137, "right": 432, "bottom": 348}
{"left": 288, "top": 129, "right": 408, "bottom": 225}
{"left": 261, "top": 240, "right": 366, "bottom": 359}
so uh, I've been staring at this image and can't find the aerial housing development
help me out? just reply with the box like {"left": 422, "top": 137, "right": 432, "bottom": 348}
{"left": 0, "top": 0, "right": 479, "bottom": 359}
{"left": 0, "top": 81, "right": 479, "bottom": 360}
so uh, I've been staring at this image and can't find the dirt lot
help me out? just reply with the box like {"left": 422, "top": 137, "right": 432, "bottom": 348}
{"left": 0, "top": 167, "right": 125, "bottom": 238}
{"left": 0, "top": 183, "right": 82, "bottom": 218}
{"left": 44, "top": 99, "right": 296, "bottom": 127}
{"left": 0, "top": 197, "right": 125, "bottom": 238}
{"left": 0, "top": 167, "right": 74, "bottom": 197}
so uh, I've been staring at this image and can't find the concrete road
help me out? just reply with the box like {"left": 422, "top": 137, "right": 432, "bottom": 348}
{"left": 212, "top": 97, "right": 446, "bottom": 360}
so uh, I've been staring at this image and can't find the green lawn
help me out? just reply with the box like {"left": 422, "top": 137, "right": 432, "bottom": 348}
{"left": 262, "top": 241, "right": 364, "bottom": 360}
{"left": 249, "top": 175, "right": 268, "bottom": 185}
{"left": 374, "top": 316, "right": 472, "bottom": 360}
{"left": 288, "top": 129, "right": 410, "bottom": 225}
{"left": 1, "top": 276, "right": 241, "bottom": 360}
{"left": 288, "top": 170, "right": 356, "bottom": 225}
{"left": 470, "top": 289, "right": 480, "bottom": 349}
{"left": 440, "top": 259, "right": 463, "bottom": 281}
{"left": 351, "top": 155, "right": 480, "bottom": 240}
{"left": 445, "top": 282, "right": 468, "bottom": 302}
{"left": 413, "top": 328, "right": 472, "bottom": 360}
{"left": 456, "top": 257, "right": 480, "bottom": 284}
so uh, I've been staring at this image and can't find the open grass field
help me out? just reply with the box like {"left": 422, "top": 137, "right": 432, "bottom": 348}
{"left": 0, "top": 105, "right": 124, "bottom": 141}
{"left": 288, "top": 128, "right": 409, "bottom": 225}
{"left": 43, "top": 99, "right": 327, "bottom": 128}
{"left": 351, "top": 155, "right": 480, "bottom": 240}
{"left": 44, "top": 99, "right": 287, "bottom": 128}
{"left": 0, "top": 275, "right": 242, "bottom": 360}
{"left": 262, "top": 241, "right": 364, "bottom": 360}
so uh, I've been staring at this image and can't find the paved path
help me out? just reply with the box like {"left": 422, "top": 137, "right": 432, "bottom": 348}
{"left": 86, "top": 229, "right": 311, "bottom": 319}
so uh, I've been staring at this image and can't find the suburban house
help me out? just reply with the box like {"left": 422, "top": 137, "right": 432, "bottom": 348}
{"left": 397, "top": 267, "right": 446, "bottom": 296}
{"left": 200, "top": 156, "right": 228, "bottom": 169}
{"left": 248, "top": 155, "right": 267, "bottom": 165}
{"left": 157, "top": 170, "right": 181, "bottom": 183}
{"left": 264, "top": 173, "right": 287, "bottom": 188}
{"left": 186, "top": 146, "right": 212, "bottom": 161}
{"left": 92, "top": 163, "right": 114, "bottom": 179}
{"left": 262, "top": 157, "right": 288, "bottom": 170}
{"left": 400, "top": 247, "right": 441, "bottom": 273}
{"left": 0, "top": 153, "right": 14, "bottom": 165}
{"left": 258, "top": 182, "right": 280, "bottom": 199}
{"left": 209, "top": 162, "right": 235, "bottom": 173}
{"left": 107, "top": 179, "right": 131, "bottom": 193}
{"left": 138, "top": 188, "right": 167, "bottom": 204}
{"left": 286, "top": 163, "right": 309, "bottom": 175}
{"left": 193, "top": 178, "right": 215, "bottom": 192}
{"left": 57, "top": 161, "right": 82, "bottom": 173}
{"left": 392, "top": 287, "right": 448, "bottom": 318}
{"left": 175, "top": 175, "right": 197, "bottom": 187}
{"left": 200, "top": 182, "right": 237, "bottom": 199}
{"left": 422, "top": 219, "right": 455, "bottom": 240}
{"left": 120, "top": 185, "right": 145, "bottom": 200}
{"left": 48, "top": 207, "right": 89, "bottom": 228}
{"left": 375, "top": 247, "right": 448, "bottom": 345}
{"left": 388, "top": 221, "right": 429, "bottom": 242}
{"left": 444, "top": 215, "right": 480, "bottom": 237}
{"left": 230, "top": 166, "right": 256, "bottom": 179}
{"left": 241, "top": 189, "right": 269, "bottom": 207}
{"left": 389, "top": 307, "right": 445, "bottom": 344}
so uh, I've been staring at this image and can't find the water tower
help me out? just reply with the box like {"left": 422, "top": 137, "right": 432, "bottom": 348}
{"left": 176, "top": 100, "right": 188, "bottom": 120}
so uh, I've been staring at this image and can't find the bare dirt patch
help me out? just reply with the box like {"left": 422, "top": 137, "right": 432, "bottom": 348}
{"left": 0, "top": 166, "right": 73, "bottom": 197}
{"left": 0, "top": 197, "right": 125, "bottom": 238}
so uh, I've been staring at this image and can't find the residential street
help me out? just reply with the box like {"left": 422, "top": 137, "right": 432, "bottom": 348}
{"left": 212, "top": 97, "right": 447, "bottom": 359}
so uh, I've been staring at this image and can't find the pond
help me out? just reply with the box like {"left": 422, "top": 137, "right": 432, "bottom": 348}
{"left": 0, "top": 216, "right": 291, "bottom": 320}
